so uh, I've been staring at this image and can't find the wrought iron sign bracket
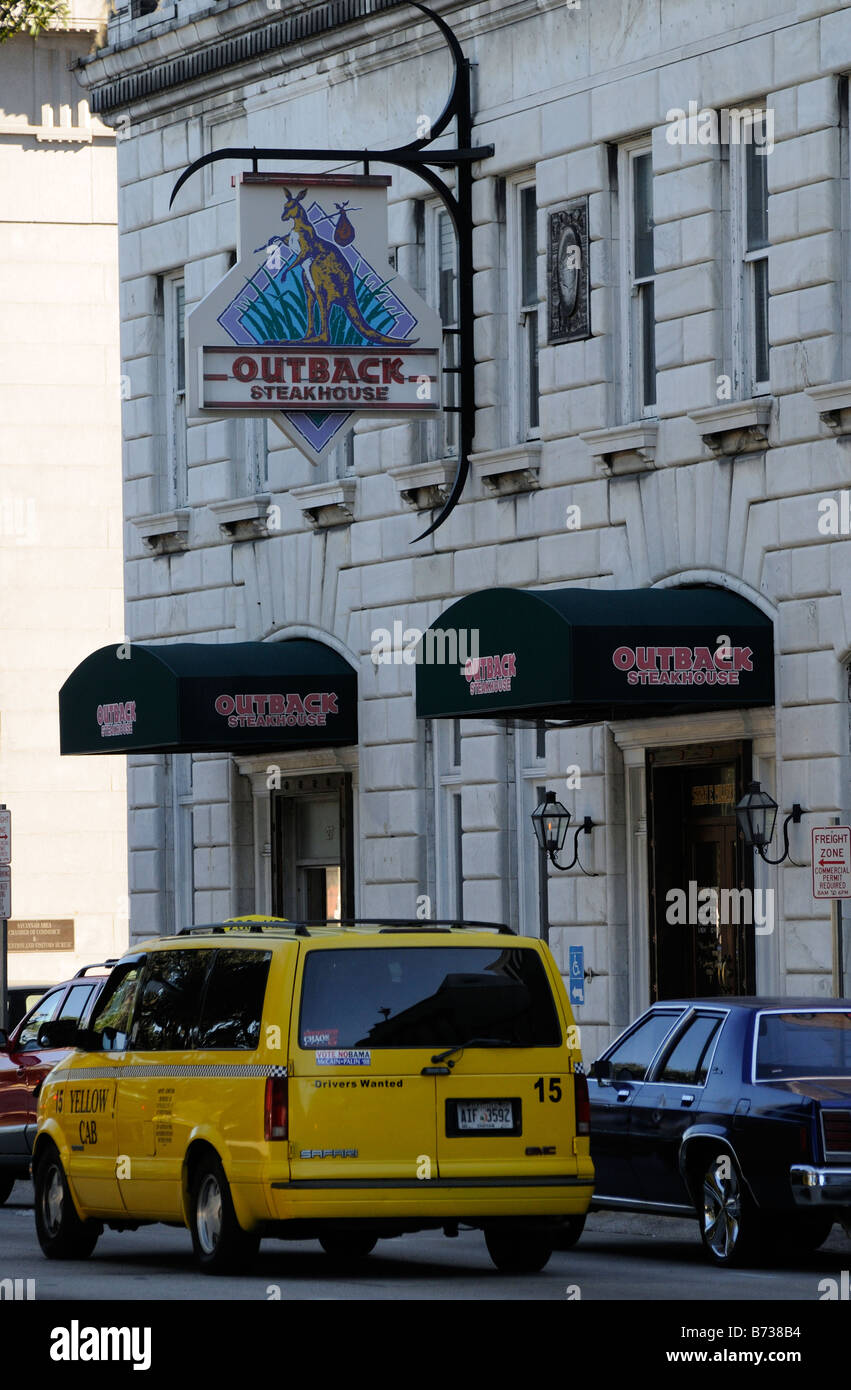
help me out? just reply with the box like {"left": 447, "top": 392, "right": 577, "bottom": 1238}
{"left": 170, "top": 2, "right": 493, "bottom": 542}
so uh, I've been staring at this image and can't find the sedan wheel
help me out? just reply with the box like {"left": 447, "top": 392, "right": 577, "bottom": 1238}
{"left": 699, "top": 1153, "right": 763, "bottom": 1268}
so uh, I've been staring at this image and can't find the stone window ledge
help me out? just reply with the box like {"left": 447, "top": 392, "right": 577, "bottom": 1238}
{"left": 290, "top": 479, "right": 356, "bottom": 528}
{"left": 806, "top": 381, "right": 851, "bottom": 434}
{"left": 580, "top": 422, "right": 657, "bottom": 475}
{"left": 471, "top": 442, "right": 541, "bottom": 495}
{"left": 689, "top": 398, "right": 772, "bottom": 456}
{"left": 388, "top": 460, "right": 454, "bottom": 510}
{"left": 132, "top": 510, "right": 190, "bottom": 555}
{"left": 209, "top": 495, "right": 272, "bottom": 540}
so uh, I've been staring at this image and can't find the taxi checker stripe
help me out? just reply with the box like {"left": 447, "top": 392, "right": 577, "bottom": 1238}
{"left": 47, "top": 1063, "right": 287, "bottom": 1081}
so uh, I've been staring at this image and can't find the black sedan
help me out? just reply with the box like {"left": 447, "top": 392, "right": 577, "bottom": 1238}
{"left": 586, "top": 998, "right": 851, "bottom": 1266}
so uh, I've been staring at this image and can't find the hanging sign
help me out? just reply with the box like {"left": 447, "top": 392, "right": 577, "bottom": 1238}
{"left": 186, "top": 173, "right": 442, "bottom": 465}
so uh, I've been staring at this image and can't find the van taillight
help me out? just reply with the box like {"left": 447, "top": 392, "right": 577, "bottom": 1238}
{"left": 264, "top": 1076, "right": 288, "bottom": 1141}
{"left": 574, "top": 1071, "right": 590, "bottom": 1136}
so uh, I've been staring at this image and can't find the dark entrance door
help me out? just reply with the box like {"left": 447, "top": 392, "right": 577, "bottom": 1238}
{"left": 270, "top": 771, "right": 355, "bottom": 921}
{"left": 648, "top": 743, "right": 754, "bottom": 1000}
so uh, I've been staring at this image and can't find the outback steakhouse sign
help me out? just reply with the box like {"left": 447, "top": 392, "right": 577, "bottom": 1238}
{"left": 214, "top": 691, "right": 339, "bottom": 729}
{"left": 202, "top": 347, "right": 438, "bottom": 412}
{"left": 611, "top": 644, "right": 754, "bottom": 686}
{"left": 187, "top": 173, "right": 442, "bottom": 466}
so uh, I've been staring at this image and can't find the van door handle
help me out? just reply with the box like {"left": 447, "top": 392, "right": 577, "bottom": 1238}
{"left": 616, "top": 1087, "right": 631, "bottom": 1102}
{"left": 681, "top": 1093, "right": 695, "bottom": 1106}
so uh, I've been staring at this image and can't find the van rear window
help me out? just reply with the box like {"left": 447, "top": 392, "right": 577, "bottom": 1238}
{"left": 299, "top": 947, "right": 562, "bottom": 1049}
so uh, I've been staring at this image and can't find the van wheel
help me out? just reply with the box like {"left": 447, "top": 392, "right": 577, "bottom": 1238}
{"left": 552, "top": 1215, "right": 586, "bottom": 1250}
{"left": 319, "top": 1232, "right": 378, "bottom": 1259}
{"left": 0, "top": 1173, "right": 15, "bottom": 1206}
{"left": 189, "top": 1154, "right": 260, "bottom": 1275}
{"left": 485, "top": 1229, "right": 553, "bottom": 1273}
{"left": 34, "top": 1147, "right": 101, "bottom": 1260}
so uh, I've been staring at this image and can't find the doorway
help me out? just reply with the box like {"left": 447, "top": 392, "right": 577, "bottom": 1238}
{"left": 270, "top": 772, "right": 354, "bottom": 920}
{"left": 647, "top": 742, "right": 754, "bottom": 1000}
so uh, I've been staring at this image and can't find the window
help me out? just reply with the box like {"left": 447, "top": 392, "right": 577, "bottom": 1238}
{"left": 162, "top": 273, "right": 187, "bottom": 507}
{"left": 298, "top": 946, "right": 562, "bottom": 1049}
{"left": 452, "top": 791, "right": 464, "bottom": 920}
{"left": 656, "top": 1013, "right": 723, "bottom": 1085}
{"left": 535, "top": 721, "right": 547, "bottom": 761}
{"left": 196, "top": 950, "right": 271, "bottom": 1049}
{"left": 604, "top": 1010, "right": 682, "bottom": 1082}
{"left": 728, "top": 110, "right": 767, "bottom": 397}
{"left": 755, "top": 1010, "right": 851, "bottom": 1080}
{"left": 90, "top": 961, "right": 145, "bottom": 1052}
{"left": 426, "top": 204, "right": 459, "bottom": 458}
{"left": 16, "top": 991, "right": 62, "bottom": 1052}
{"left": 133, "top": 951, "right": 212, "bottom": 1051}
{"left": 510, "top": 180, "right": 539, "bottom": 438}
{"left": 432, "top": 720, "right": 463, "bottom": 919}
{"left": 56, "top": 984, "right": 96, "bottom": 1027}
{"left": 619, "top": 145, "right": 656, "bottom": 417}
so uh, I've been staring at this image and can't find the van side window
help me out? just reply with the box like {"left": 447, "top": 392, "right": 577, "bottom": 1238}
{"left": 196, "top": 950, "right": 271, "bottom": 1050}
{"left": 133, "top": 951, "right": 212, "bottom": 1051}
{"left": 91, "top": 963, "right": 145, "bottom": 1052}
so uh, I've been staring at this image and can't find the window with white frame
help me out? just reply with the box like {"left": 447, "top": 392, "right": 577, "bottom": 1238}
{"left": 514, "top": 724, "right": 551, "bottom": 939}
{"left": 426, "top": 203, "right": 459, "bottom": 458}
{"left": 162, "top": 272, "right": 187, "bottom": 507}
{"left": 432, "top": 719, "right": 463, "bottom": 918}
{"left": 730, "top": 111, "right": 770, "bottom": 397}
{"left": 618, "top": 144, "right": 656, "bottom": 418}
{"left": 164, "top": 753, "right": 194, "bottom": 934}
{"left": 509, "top": 178, "right": 539, "bottom": 439}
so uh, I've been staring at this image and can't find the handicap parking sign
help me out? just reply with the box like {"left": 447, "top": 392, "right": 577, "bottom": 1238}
{"left": 569, "top": 945, "right": 584, "bottom": 1007}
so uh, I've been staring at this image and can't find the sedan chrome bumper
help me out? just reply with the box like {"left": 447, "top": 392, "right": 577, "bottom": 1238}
{"left": 790, "top": 1164, "right": 851, "bottom": 1206}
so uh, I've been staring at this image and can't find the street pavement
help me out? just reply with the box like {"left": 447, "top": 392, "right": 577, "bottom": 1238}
{"left": 1, "top": 1181, "right": 849, "bottom": 1301}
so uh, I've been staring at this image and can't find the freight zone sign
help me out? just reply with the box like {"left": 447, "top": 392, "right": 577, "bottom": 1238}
{"left": 812, "top": 827, "right": 851, "bottom": 899}
{"left": 187, "top": 173, "right": 442, "bottom": 466}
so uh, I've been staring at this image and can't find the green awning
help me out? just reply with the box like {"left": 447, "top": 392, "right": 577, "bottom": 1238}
{"left": 60, "top": 640, "right": 358, "bottom": 755}
{"left": 415, "top": 587, "right": 774, "bottom": 723}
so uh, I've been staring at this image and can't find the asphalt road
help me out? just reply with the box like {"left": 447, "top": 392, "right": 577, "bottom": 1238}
{"left": 1, "top": 1181, "right": 849, "bottom": 1301}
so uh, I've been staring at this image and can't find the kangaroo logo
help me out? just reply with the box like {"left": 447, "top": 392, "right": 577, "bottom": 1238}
{"left": 276, "top": 187, "right": 415, "bottom": 346}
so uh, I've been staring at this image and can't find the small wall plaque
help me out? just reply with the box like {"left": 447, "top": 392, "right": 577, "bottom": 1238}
{"left": 547, "top": 199, "right": 590, "bottom": 344}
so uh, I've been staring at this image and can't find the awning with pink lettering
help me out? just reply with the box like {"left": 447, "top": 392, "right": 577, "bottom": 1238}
{"left": 415, "top": 586, "right": 774, "bottom": 724}
{"left": 59, "top": 640, "right": 357, "bottom": 755}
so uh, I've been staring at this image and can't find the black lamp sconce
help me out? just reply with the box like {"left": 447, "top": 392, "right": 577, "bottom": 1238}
{"left": 735, "top": 781, "right": 804, "bottom": 866}
{"left": 530, "top": 791, "right": 597, "bottom": 874}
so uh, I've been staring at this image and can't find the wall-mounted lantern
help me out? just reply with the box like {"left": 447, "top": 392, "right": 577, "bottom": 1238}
{"left": 530, "top": 791, "right": 594, "bottom": 872}
{"left": 735, "top": 780, "right": 803, "bottom": 865}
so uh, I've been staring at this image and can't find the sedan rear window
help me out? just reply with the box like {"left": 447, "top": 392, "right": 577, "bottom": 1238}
{"left": 299, "top": 947, "right": 562, "bottom": 1049}
{"left": 755, "top": 1011, "right": 851, "bottom": 1079}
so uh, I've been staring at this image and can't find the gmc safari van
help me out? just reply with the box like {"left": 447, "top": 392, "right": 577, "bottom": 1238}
{"left": 33, "top": 920, "right": 593, "bottom": 1274}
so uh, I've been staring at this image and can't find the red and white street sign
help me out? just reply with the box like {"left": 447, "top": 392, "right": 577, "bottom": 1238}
{"left": 0, "top": 809, "right": 9, "bottom": 866}
{"left": 0, "top": 865, "right": 10, "bottom": 919}
{"left": 812, "top": 826, "right": 851, "bottom": 899}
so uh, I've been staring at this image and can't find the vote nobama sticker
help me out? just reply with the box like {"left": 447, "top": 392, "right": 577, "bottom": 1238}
{"left": 315, "top": 1050, "right": 371, "bottom": 1066}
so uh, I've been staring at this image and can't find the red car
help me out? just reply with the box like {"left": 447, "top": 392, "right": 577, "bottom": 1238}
{"left": 0, "top": 962, "right": 114, "bottom": 1203}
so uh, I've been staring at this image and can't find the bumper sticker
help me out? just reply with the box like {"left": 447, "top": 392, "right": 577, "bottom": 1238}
{"left": 315, "top": 1049, "right": 371, "bottom": 1067}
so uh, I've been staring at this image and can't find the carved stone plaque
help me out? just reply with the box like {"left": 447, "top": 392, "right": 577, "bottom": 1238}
{"left": 547, "top": 199, "right": 590, "bottom": 344}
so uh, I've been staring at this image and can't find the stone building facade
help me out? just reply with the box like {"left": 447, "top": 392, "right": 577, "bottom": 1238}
{"left": 1, "top": 0, "right": 128, "bottom": 991}
{"left": 78, "top": 0, "right": 851, "bottom": 1056}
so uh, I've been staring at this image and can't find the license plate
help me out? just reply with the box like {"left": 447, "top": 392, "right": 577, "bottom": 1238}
{"left": 456, "top": 1101, "right": 514, "bottom": 1131}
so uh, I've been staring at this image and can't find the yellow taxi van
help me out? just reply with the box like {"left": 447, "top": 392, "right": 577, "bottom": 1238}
{"left": 33, "top": 919, "right": 593, "bottom": 1274}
